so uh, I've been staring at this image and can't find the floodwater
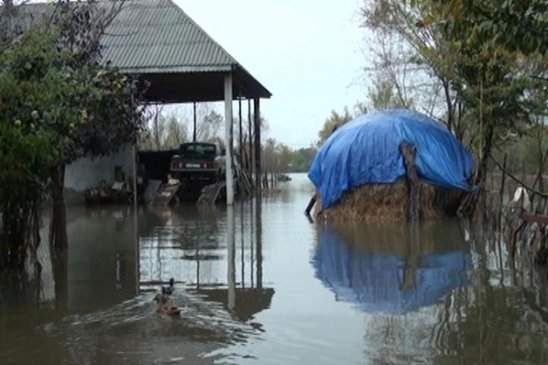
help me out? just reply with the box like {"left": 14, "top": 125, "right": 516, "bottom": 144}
{"left": 1, "top": 173, "right": 548, "bottom": 364}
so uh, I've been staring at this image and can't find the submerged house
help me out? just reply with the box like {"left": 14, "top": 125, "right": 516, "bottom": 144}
{"left": 12, "top": 0, "right": 271, "bottom": 204}
{"left": 308, "top": 109, "right": 474, "bottom": 221}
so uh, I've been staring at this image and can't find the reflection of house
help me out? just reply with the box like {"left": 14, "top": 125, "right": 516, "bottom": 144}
{"left": 194, "top": 288, "right": 275, "bottom": 322}
{"left": 140, "top": 203, "right": 274, "bottom": 321}
{"left": 39, "top": 207, "right": 138, "bottom": 312}
{"left": 14, "top": 0, "right": 271, "bottom": 204}
{"left": 66, "top": 208, "right": 138, "bottom": 312}
{"left": 192, "top": 205, "right": 274, "bottom": 321}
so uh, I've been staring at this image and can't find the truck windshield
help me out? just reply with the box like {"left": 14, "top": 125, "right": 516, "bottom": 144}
{"left": 180, "top": 143, "right": 217, "bottom": 157}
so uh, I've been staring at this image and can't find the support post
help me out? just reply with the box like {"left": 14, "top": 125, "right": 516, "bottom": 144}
{"left": 253, "top": 98, "right": 261, "bottom": 197}
{"left": 400, "top": 142, "right": 419, "bottom": 220}
{"left": 224, "top": 73, "right": 234, "bottom": 205}
{"left": 498, "top": 154, "right": 508, "bottom": 230}
{"left": 247, "top": 99, "right": 252, "bottom": 174}
{"left": 132, "top": 144, "right": 138, "bottom": 209}
{"left": 238, "top": 93, "right": 243, "bottom": 164}
{"left": 193, "top": 102, "right": 197, "bottom": 142}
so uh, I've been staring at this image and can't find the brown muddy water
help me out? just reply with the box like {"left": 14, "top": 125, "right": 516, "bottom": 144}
{"left": 1, "top": 173, "right": 548, "bottom": 364}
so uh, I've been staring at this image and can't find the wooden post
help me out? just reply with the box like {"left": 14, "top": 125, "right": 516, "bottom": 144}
{"left": 192, "top": 102, "right": 197, "bottom": 142}
{"left": 238, "top": 93, "right": 243, "bottom": 164}
{"left": 224, "top": 73, "right": 234, "bottom": 205}
{"left": 401, "top": 142, "right": 419, "bottom": 220}
{"left": 254, "top": 98, "right": 261, "bottom": 197}
{"left": 498, "top": 154, "right": 508, "bottom": 230}
{"left": 247, "top": 99, "right": 253, "bottom": 179}
{"left": 132, "top": 144, "right": 138, "bottom": 209}
{"left": 305, "top": 194, "right": 317, "bottom": 216}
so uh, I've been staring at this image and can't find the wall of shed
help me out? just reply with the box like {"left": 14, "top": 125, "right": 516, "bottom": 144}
{"left": 64, "top": 145, "right": 134, "bottom": 204}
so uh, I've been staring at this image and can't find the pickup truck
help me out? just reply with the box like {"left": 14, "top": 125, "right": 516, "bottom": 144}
{"left": 169, "top": 142, "right": 225, "bottom": 184}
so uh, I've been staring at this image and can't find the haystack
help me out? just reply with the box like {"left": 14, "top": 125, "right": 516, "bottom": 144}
{"left": 315, "top": 180, "right": 463, "bottom": 222}
{"left": 308, "top": 109, "right": 474, "bottom": 222}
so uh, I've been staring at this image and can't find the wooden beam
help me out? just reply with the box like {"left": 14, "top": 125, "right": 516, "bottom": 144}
{"left": 224, "top": 73, "right": 234, "bottom": 205}
{"left": 521, "top": 211, "right": 548, "bottom": 229}
{"left": 254, "top": 98, "right": 261, "bottom": 197}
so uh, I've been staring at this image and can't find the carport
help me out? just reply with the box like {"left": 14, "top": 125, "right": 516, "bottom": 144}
{"left": 101, "top": 0, "right": 272, "bottom": 204}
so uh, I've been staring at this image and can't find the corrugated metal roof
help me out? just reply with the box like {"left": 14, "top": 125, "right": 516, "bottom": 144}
{"left": 101, "top": 0, "right": 240, "bottom": 73}
{"left": 4, "top": 0, "right": 271, "bottom": 99}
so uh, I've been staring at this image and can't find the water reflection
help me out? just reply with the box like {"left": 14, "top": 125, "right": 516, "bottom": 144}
{"left": 313, "top": 222, "right": 470, "bottom": 314}
{"left": 3, "top": 174, "right": 548, "bottom": 365}
{"left": 2, "top": 202, "right": 273, "bottom": 365}
{"left": 140, "top": 202, "right": 273, "bottom": 324}
{"left": 65, "top": 207, "right": 138, "bottom": 312}
{"left": 37, "top": 206, "right": 139, "bottom": 313}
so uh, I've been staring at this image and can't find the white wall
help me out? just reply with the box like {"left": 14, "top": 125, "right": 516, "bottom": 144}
{"left": 64, "top": 145, "right": 134, "bottom": 203}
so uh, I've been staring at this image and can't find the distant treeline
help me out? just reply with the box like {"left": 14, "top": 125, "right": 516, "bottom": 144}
{"left": 289, "top": 147, "right": 317, "bottom": 173}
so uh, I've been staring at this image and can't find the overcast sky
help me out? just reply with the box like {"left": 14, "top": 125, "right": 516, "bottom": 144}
{"left": 176, "top": 0, "right": 368, "bottom": 149}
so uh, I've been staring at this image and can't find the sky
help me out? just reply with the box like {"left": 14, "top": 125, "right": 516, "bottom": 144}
{"left": 176, "top": 0, "right": 369, "bottom": 149}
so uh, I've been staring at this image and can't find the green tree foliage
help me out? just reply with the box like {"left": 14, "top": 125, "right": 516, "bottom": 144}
{"left": 0, "top": 1, "right": 145, "bottom": 268}
{"left": 260, "top": 139, "right": 295, "bottom": 187}
{"left": 361, "top": 0, "right": 547, "bottom": 185}
{"left": 290, "top": 146, "right": 317, "bottom": 172}
{"left": 368, "top": 73, "right": 411, "bottom": 110}
{"left": 0, "top": 29, "right": 143, "bottom": 165}
{"left": 317, "top": 103, "right": 368, "bottom": 146}
{"left": 317, "top": 108, "right": 352, "bottom": 145}
{"left": 0, "top": 123, "right": 55, "bottom": 270}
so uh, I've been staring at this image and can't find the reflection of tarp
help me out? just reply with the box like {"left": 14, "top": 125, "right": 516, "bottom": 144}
{"left": 313, "top": 226, "right": 470, "bottom": 314}
{"left": 308, "top": 109, "right": 474, "bottom": 209}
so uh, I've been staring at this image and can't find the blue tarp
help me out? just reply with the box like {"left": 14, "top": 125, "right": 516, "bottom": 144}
{"left": 312, "top": 227, "right": 470, "bottom": 314}
{"left": 308, "top": 109, "right": 474, "bottom": 209}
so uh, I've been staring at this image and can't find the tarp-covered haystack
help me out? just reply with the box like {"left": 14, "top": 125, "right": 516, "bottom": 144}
{"left": 308, "top": 109, "right": 474, "bottom": 221}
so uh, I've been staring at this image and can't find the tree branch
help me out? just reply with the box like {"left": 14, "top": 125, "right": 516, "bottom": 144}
{"left": 490, "top": 154, "right": 548, "bottom": 198}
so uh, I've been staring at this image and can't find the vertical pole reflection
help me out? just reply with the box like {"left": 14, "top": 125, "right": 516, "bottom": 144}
{"left": 52, "top": 247, "right": 68, "bottom": 312}
{"left": 240, "top": 202, "right": 245, "bottom": 289}
{"left": 133, "top": 198, "right": 140, "bottom": 295}
{"left": 227, "top": 205, "right": 236, "bottom": 312}
{"left": 255, "top": 197, "right": 263, "bottom": 289}
{"left": 402, "top": 221, "right": 419, "bottom": 290}
{"left": 133, "top": 145, "right": 140, "bottom": 295}
{"left": 250, "top": 198, "right": 255, "bottom": 288}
